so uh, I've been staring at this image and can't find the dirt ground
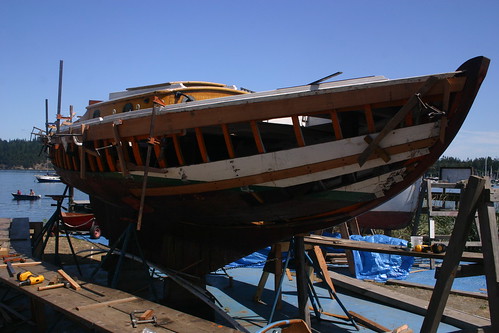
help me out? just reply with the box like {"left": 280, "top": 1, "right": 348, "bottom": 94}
{"left": 44, "top": 235, "right": 491, "bottom": 320}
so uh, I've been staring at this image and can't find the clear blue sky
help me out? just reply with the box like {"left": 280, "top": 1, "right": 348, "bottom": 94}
{"left": 1, "top": 1, "right": 498, "bottom": 160}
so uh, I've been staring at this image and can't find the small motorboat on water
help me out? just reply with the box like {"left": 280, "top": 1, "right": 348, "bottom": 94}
{"left": 11, "top": 193, "right": 42, "bottom": 200}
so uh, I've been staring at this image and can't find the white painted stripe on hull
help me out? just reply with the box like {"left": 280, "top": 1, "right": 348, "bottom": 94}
{"left": 130, "top": 122, "right": 438, "bottom": 186}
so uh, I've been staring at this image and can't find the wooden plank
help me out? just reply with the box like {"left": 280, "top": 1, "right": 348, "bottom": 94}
{"left": 312, "top": 246, "right": 336, "bottom": 293}
{"left": 328, "top": 271, "right": 490, "bottom": 329}
{"left": 83, "top": 75, "right": 463, "bottom": 141}
{"left": 330, "top": 110, "right": 343, "bottom": 140}
{"left": 477, "top": 188, "right": 499, "bottom": 330}
{"left": 132, "top": 136, "right": 436, "bottom": 197}
{"left": 304, "top": 235, "right": 483, "bottom": 262}
{"left": 294, "top": 236, "right": 310, "bottom": 328}
{"left": 250, "top": 120, "right": 265, "bottom": 154}
{"left": 112, "top": 121, "right": 130, "bottom": 175}
{"left": 358, "top": 76, "right": 439, "bottom": 166}
{"left": 171, "top": 134, "right": 185, "bottom": 165}
{"left": 76, "top": 296, "right": 138, "bottom": 311}
{"left": 292, "top": 115, "right": 306, "bottom": 147}
{"left": 221, "top": 123, "right": 235, "bottom": 158}
{"left": 421, "top": 176, "right": 486, "bottom": 333}
{"left": 338, "top": 223, "right": 355, "bottom": 275}
{"left": 363, "top": 104, "right": 376, "bottom": 133}
{"left": 195, "top": 127, "right": 209, "bottom": 163}
{"left": 57, "top": 269, "right": 81, "bottom": 290}
{"left": 0, "top": 260, "right": 239, "bottom": 332}
{"left": 0, "top": 261, "right": 42, "bottom": 268}
{"left": 385, "top": 279, "right": 488, "bottom": 300}
{"left": 348, "top": 311, "right": 390, "bottom": 333}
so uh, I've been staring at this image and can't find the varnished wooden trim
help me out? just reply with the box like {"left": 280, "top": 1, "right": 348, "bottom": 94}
{"left": 131, "top": 137, "right": 143, "bottom": 166}
{"left": 195, "top": 128, "right": 209, "bottom": 163}
{"left": 292, "top": 116, "right": 305, "bottom": 147}
{"left": 363, "top": 105, "right": 375, "bottom": 133}
{"left": 250, "top": 121, "right": 265, "bottom": 154}
{"left": 172, "top": 134, "right": 185, "bottom": 166}
{"left": 112, "top": 122, "right": 129, "bottom": 175}
{"left": 221, "top": 124, "right": 235, "bottom": 158}
{"left": 330, "top": 110, "right": 343, "bottom": 140}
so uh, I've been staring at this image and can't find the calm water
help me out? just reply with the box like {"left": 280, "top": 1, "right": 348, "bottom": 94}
{"left": 0, "top": 170, "right": 88, "bottom": 222}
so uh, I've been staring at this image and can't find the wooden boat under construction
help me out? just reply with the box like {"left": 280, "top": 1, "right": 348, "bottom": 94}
{"left": 45, "top": 56, "right": 489, "bottom": 277}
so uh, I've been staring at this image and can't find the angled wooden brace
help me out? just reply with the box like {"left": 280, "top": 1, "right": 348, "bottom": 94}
{"left": 357, "top": 76, "right": 439, "bottom": 166}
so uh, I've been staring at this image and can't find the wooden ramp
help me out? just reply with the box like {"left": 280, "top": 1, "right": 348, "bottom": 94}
{"left": 0, "top": 218, "right": 239, "bottom": 332}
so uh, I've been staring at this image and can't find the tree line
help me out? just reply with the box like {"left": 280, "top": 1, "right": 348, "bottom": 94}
{"left": 0, "top": 139, "right": 47, "bottom": 169}
{"left": 0, "top": 138, "right": 498, "bottom": 176}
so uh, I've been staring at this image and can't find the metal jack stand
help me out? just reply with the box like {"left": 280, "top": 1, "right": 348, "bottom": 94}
{"left": 31, "top": 185, "right": 82, "bottom": 275}
{"left": 268, "top": 236, "right": 358, "bottom": 330}
{"left": 89, "top": 221, "right": 158, "bottom": 301}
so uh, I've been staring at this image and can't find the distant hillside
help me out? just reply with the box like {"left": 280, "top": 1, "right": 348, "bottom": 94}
{"left": 0, "top": 139, "right": 48, "bottom": 169}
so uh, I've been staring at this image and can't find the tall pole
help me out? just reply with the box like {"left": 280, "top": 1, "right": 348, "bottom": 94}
{"left": 56, "top": 60, "right": 63, "bottom": 133}
{"left": 45, "top": 99, "right": 49, "bottom": 134}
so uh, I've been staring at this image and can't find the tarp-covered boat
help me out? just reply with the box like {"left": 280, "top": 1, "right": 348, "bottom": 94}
{"left": 44, "top": 57, "right": 489, "bottom": 277}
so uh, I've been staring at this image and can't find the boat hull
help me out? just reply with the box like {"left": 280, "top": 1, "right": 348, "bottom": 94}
{"left": 49, "top": 57, "right": 489, "bottom": 276}
{"left": 11, "top": 193, "right": 42, "bottom": 200}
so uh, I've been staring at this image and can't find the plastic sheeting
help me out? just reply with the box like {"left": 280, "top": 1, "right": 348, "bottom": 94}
{"left": 350, "top": 234, "right": 414, "bottom": 282}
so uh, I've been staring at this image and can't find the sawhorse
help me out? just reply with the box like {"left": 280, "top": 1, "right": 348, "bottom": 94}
{"left": 421, "top": 176, "right": 499, "bottom": 332}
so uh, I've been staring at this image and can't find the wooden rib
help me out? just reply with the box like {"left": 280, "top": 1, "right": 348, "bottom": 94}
{"left": 363, "top": 105, "right": 376, "bottom": 133}
{"left": 131, "top": 137, "right": 143, "bottom": 166}
{"left": 358, "top": 76, "right": 439, "bottom": 166}
{"left": 64, "top": 149, "right": 72, "bottom": 170}
{"left": 87, "top": 150, "right": 97, "bottom": 172}
{"left": 330, "top": 110, "right": 343, "bottom": 140}
{"left": 153, "top": 141, "right": 167, "bottom": 168}
{"left": 292, "top": 116, "right": 305, "bottom": 147}
{"left": 130, "top": 137, "right": 436, "bottom": 197}
{"left": 70, "top": 144, "right": 79, "bottom": 171}
{"left": 172, "top": 134, "right": 185, "bottom": 165}
{"left": 112, "top": 122, "right": 129, "bottom": 175}
{"left": 103, "top": 139, "right": 116, "bottom": 172}
{"left": 195, "top": 127, "right": 209, "bottom": 163}
{"left": 221, "top": 124, "right": 235, "bottom": 158}
{"left": 250, "top": 120, "right": 266, "bottom": 153}
{"left": 94, "top": 141, "right": 105, "bottom": 172}
{"left": 79, "top": 146, "right": 86, "bottom": 179}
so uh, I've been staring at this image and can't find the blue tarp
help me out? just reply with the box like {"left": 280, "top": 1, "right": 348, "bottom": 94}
{"left": 350, "top": 234, "right": 414, "bottom": 282}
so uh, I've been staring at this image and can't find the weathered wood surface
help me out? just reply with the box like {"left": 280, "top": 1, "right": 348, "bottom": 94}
{"left": 385, "top": 279, "right": 488, "bottom": 300}
{"left": 304, "top": 235, "right": 483, "bottom": 262}
{"left": 328, "top": 271, "right": 490, "bottom": 329}
{"left": 0, "top": 218, "right": 239, "bottom": 333}
{"left": 421, "top": 176, "right": 485, "bottom": 332}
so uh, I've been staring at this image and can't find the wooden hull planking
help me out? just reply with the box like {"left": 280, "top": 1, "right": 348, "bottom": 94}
{"left": 48, "top": 57, "right": 489, "bottom": 276}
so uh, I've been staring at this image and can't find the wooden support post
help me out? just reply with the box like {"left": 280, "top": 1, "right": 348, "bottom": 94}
{"left": 312, "top": 245, "right": 336, "bottom": 294}
{"left": 421, "top": 176, "right": 485, "bottom": 333}
{"left": 477, "top": 186, "right": 499, "bottom": 329}
{"left": 30, "top": 298, "right": 46, "bottom": 332}
{"left": 274, "top": 243, "right": 283, "bottom": 309}
{"left": 294, "top": 235, "right": 310, "bottom": 327}
{"left": 339, "top": 222, "right": 356, "bottom": 275}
